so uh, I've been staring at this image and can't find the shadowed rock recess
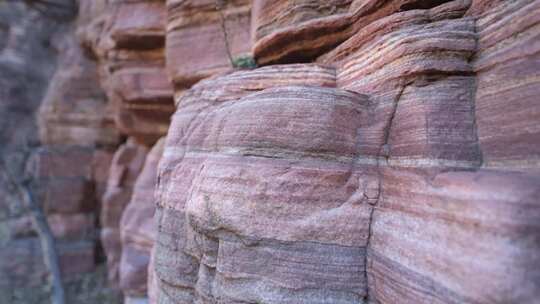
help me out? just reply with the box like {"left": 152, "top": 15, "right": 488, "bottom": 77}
{"left": 1, "top": 0, "right": 539, "bottom": 303}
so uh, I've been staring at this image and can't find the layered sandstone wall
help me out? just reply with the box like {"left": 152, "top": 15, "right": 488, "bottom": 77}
{"left": 152, "top": 0, "right": 540, "bottom": 303}
{"left": 1, "top": 0, "right": 538, "bottom": 303}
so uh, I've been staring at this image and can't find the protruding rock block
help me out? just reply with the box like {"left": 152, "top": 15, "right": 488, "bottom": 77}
{"left": 107, "top": 1, "right": 166, "bottom": 51}
{"left": 101, "top": 139, "right": 148, "bottom": 287}
{"left": 82, "top": 0, "right": 174, "bottom": 145}
{"left": 155, "top": 64, "right": 377, "bottom": 303}
{"left": 252, "top": 0, "right": 354, "bottom": 64}
{"left": 108, "top": 67, "right": 174, "bottom": 145}
{"left": 120, "top": 138, "right": 165, "bottom": 299}
{"left": 370, "top": 168, "right": 540, "bottom": 303}
{"left": 166, "top": 0, "right": 252, "bottom": 88}
{"left": 252, "top": 0, "right": 467, "bottom": 65}
{"left": 321, "top": 2, "right": 478, "bottom": 164}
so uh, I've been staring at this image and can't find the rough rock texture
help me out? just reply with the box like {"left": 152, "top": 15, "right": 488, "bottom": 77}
{"left": 34, "top": 33, "right": 119, "bottom": 279}
{"left": 321, "top": 0, "right": 479, "bottom": 165}
{"left": 38, "top": 34, "right": 118, "bottom": 147}
{"left": 369, "top": 167, "right": 540, "bottom": 303}
{"left": 470, "top": 0, "right": 540, "bottom": 168}
{"left": 33, "top": 7, "right": 124, "bottom": 296}
{"left": 166, "top": 0, "right": 252, "bottom": 88}
{"left": 252, "top": 0, "right": 354, "bottom": 64}
{"left": 251, "top": 0, "right": 457, "bottom": 65}
{"left": 2, "top": 0, "right": 539, "bottom": 303}
{"left": 153, "top": 0, "right": 540, "bottom": 303}
{"left": 101, "top": 138, "right": 148, "bottom": 288}
{"left": 154, "top": 65, "right": 375, "bottom": 303}
{"left": 120, "top": 138, "right": 165, "bottom": 301}
{"left": 82, "top": 0, "right": 174, "bottom": 145}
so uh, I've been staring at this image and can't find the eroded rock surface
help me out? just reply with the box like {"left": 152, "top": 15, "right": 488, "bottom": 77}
{"left": 2, "top": 0, "right": 538, "bottom": 303}
{"left": 120, "top": 138, "right": 165, "bottom": 301}
{"left": 166, "top": 0, "right": 252, "bottom": 89}
{"left": 82, "top": 0, "right": 174, "bottom": 146}
{"left": 101, "top": 139, "right": 148, "bottom": 288}
{"left": 153, "top": 0, "right": 540, "bottom": 303}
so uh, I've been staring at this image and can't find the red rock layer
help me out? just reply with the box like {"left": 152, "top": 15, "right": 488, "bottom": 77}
{"left": 165, "top": 0, "right": 252, "bottom": 89}
{"left": 101, "top": 139, "right": 148, "bottom": 288}
{"left": 252, "top": 0, "right": 460, "bottom": 65}
{"left": 470, "top": 0, "right": 540, "bottom": 169}
{"left": 120, "top": 138, "right": 165, "bottom": 300}
{"left": 324, "top": 0, "right": 479, "bottom": 165}
{"left": 154, "top": 65, "right": 380, "bottom": 303}
{"left": 80, "top": 0, "right": 174, "bottom": 145}
{"left": 38, "top": 35, "right": 119, "bottom": 147}
{"left": 153, "top": 0, "right": 540, "bottom": 303}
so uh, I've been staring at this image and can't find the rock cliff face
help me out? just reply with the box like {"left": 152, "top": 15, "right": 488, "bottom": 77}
{"left": 152, "top": 0, "right": 540, "bottom": 303}
{"left": 0, "top": 1, "right": 122, "bottom": 303}
{"left": 1, "top": 0, "right": 539, "bottom": 303}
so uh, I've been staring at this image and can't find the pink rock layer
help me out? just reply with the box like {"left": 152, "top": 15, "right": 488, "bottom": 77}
{"left": 154, "top": 64, "right": 378, "bottom": 303}
{"left": 38, "top": 34, "right": 119, "bottom": 147}
{"left": 153, "top": 0, "right": 540, "bottom": 303}
{"left": 166, "top": 0, "right": 252, "bottom": 88}
{"left": 120, "top": 138, "right": 165, "bottom": 298}
{"left": 80, "top": 0, "right": 174, "bottom": 145}
{"left": 101, "top": 138, "right": 148, "bottom": 288}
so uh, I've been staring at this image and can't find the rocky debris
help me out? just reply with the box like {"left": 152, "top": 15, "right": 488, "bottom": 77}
{"left": 120, "top": 138, "right": 165, "bottom": 301}
{"left": 101, "top": 139, "right": 149, "bottom": 288}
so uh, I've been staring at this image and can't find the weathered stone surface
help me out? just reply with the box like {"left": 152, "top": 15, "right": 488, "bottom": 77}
{"left": 38, "top": 34, "right": 119, "bottom": 147}
{"left": 81, "top": 0, "right": 174, "bottom": 145}
{"left": 471, "top": 0, "right": 540, "bottom": 169}
{"left": 252, "top": 0, "right": 462, "bottom": 65}
{"left": 3, "top": 0, "right": 539, "bottom": 303}
{"left": 166, "top": 0, "right": 252, "bottom": 88}
{"left": 107, "top": 66, "right": 174, "bottom": 145}
{"left": 252, "top": 0, "right": 354, "bottom": 64}
{"left": 101, "top": 139, "right": 148, "bottom": 287}
{"left": 370, "top": 168, "right": 540, "bottom": 303}
{"left": 120, "top": 138, "right": 165, "bottom": 299}
{"left": 155, "top": 65, "right": 378, "bottom": 303}
{"left": 324, "top": 1, "right": 479, "bottom": 166}
{"left": 153, "top": 1, "right": 540, "bottom": 303}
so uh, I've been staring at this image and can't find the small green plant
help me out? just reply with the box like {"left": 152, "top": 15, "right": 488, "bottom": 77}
{"left": 232, "top": 55, "right": 257, "bottom": 69}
